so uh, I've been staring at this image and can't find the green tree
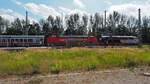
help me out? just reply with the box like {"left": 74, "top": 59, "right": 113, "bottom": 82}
{"left": 52, "top": 16, "right": 64, "bottom": 35}
{"left": 107, "top": 11, "right": 121, "bottom": 35}
{"left": 76, "top": 14, "right": 88, "bottom": 35}
{"left": 115, "top": 25, "right": 129, "bottom": 35}
{"left": 65, "top": 13, "right": 80, "bottom": 35}
{"left": 89, "top": 13, "right": 103, "bottom": 36}
{"left": 0, "top": 16, "right": 4, "bottom": 35}
{"left": 141, "top": 17, "right": 150, "bottom": 43}
{"left": 28, "top": 23, "right": 41, "bottom": 35}
{"left": 88, "top": 15, "right": 95, "bottom": 36}
{"left": 0, "top": 16, "right": 9, "bottom": 35}
{"left": 126, "top": 16, "right": 138, "bottom": 36}
{"left": 6, "top": 18, "right": 23, "bottom": 35}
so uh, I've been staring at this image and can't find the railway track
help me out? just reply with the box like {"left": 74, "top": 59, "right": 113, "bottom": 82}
{"left": 0, "top": 45, "right": 141, "bottom": 51}
{"left": 0, "top": 47, "right": 52, "bottom": 51}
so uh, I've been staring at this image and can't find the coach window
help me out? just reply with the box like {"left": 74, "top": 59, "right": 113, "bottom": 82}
{"left": 35, "top": 39, "right": 37, "bottom": 42}
{"left": 29, "top": 39, "right": 33, "bottom": 42}
{"left": 7, "top": 39, "right": 10, "bottom": 42}
{"left": 18, "top": 39, "right": 21, "bottom": 43}
{"left": 20, "top": 39, "right": 23, "bottom": 42}
{"left": 2, "top": 39, "right": 5, "bottom": 42}
{"left": 19, "top": 39, "right": 21, "bottom": 42}
{"left": 17, "top": 39, "right": 19, "bottom": 42}
{"left": 36, "top": 39, "right": 40, "bottom": 42}
{"left": 11, "top": 39, "right": 14, "bottom": 42}
{"left": 24, "top": 39, "right": 27, "bottom": 42}
{"left": 0, "top": 39, "right": 2, "bottom": 43}
{"left": 40, "top": 38, "right": 42, "bottom": 42}
{"left": 14, "top": 39, "right": 16, "bottom": 42}
{"left": 16, "top": 39, "right": 19, "bottom": 42}
{"left": 33, "top": 39, "right": 36, "bottom": 42}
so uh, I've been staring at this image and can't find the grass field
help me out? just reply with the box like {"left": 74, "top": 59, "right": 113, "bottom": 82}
{"left": 0, "top": 46, "right": 150, "bottom": 78}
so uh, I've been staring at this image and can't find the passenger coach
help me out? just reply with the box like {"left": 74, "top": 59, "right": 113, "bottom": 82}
{"left": 0, "top": 35, "right": 44, "bottom": 47}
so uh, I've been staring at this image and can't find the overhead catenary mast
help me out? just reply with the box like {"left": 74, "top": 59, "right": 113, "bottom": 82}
{"left": 104, "top": 10, "right": 107, "bottom": 36}
{"left": 25, "top": 11, "right": 28, "bottom": 35}
{"left": 138, "top": 8, "right": 141, "bottom": 29}
{"left": 138, "top": 8, "right": 142, "bottom": 41}
{"left": 138, "top": 8, "right": 142, "bottom": 47}
{"left": 104, "top": 10, "right": 107, "bottom": 28}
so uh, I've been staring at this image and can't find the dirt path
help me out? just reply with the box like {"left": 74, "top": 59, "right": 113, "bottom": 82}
{"left": 1, "top": 68, "right": 150, "bottom": 84}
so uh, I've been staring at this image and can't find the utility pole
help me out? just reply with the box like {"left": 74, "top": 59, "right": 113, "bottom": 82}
{"left": 138, "top": 8, "right": 141, "bottom": 40}
{"left": 26, "top": 11, "right": 28, "bottom": 35}
{"left": 138, "top": 8, "right": 141, "bottom": 29}
{"left": 25, "top": 11, "right": 29, "bottom": 47}
{"left": 104, "top": 10, "right": 107, "bottom": 36}
{"left": 104, "top": 10, "right": 107, "bottom": 28}
{"left": 138, "top": 8, "right": 142, "bottom": 47}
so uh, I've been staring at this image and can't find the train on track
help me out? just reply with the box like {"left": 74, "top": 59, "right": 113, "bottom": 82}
{"left": 0, "top": 35, "right": 139, "bottom": 47}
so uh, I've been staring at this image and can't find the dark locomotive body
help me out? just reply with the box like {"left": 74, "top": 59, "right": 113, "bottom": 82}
{"left": 99, "top": 36, "right": 139, "bottom": 46}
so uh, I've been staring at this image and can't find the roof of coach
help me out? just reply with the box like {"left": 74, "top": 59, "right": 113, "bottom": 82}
{"left": 0, "top": 35, "right": 44, "bottom": 39}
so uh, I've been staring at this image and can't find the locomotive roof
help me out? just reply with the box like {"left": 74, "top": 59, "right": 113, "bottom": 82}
{"left": 101, "top": 36, "right": 137, "bottom": 38}
{"left": 56, "top": 35, "right": 94, "bottom": 38}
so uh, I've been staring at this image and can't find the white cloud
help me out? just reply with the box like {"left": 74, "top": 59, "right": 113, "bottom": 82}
{"left": 59, "top": 7, "right": 72, "bottom": 14}
{"left": 69, "top": 9, "right": 88, "bottom": 16}
{"left": 59, "top": 7, "right": 88, "bottom": 16}
{"left": 10, "top": 0, "right": 88, "bottom": 20}
{"left": 12, "top": 12, "right": 37, "bottom": 22}
{"left": 58, "top": 7, "right": 89, "bottom": 29}
{"left": 24, "top": 3, "right": 60, "bottom": 19}
{"left": 0, "top": 8, "right": 37, "bottom": 23}
{"left": 0, "top": 9, "right": 13, "bottom": 13}
{"left": 108, "top": 3, "right": 150, "bottom": 18}
{"left": 73, "top": 0, "right": 85, "bottom": 9}
{"left": 11, "top": 0, "right": 22, "bottom": 5}
{"left": 13, "top": 12, "right": 25, "bottom": 19}
{"left": 104, "top": 1, "right": 112, "bottom": 5}
{"left": 24, "top": 3, "right": 88, "bottom": 19}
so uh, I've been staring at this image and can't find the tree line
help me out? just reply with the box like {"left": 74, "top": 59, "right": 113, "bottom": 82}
{"left": 0, "top": 11, "right": 150, "bottom": 43}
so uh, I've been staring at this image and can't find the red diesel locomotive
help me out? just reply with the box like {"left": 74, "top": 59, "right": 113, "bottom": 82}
{"left": 46, "top": 35, "right": 99, "bottom": 46}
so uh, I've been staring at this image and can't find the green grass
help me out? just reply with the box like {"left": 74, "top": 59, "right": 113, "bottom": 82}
{"left": 0, "top": 47, "right": 150, "bottom": 78}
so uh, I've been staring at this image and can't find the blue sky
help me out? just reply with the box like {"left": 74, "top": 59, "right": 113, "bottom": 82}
{"left": 0, "top": 0, "right": 149, "bottom": 22}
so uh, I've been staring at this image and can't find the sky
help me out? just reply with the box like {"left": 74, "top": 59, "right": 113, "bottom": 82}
{"left": 0, "top": 0, "right": 150, "bottom": 22}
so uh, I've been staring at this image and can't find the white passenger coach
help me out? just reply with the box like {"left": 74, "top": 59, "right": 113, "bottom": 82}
{"left": 0, "top": 35, "right": 44, "bottom": 47}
